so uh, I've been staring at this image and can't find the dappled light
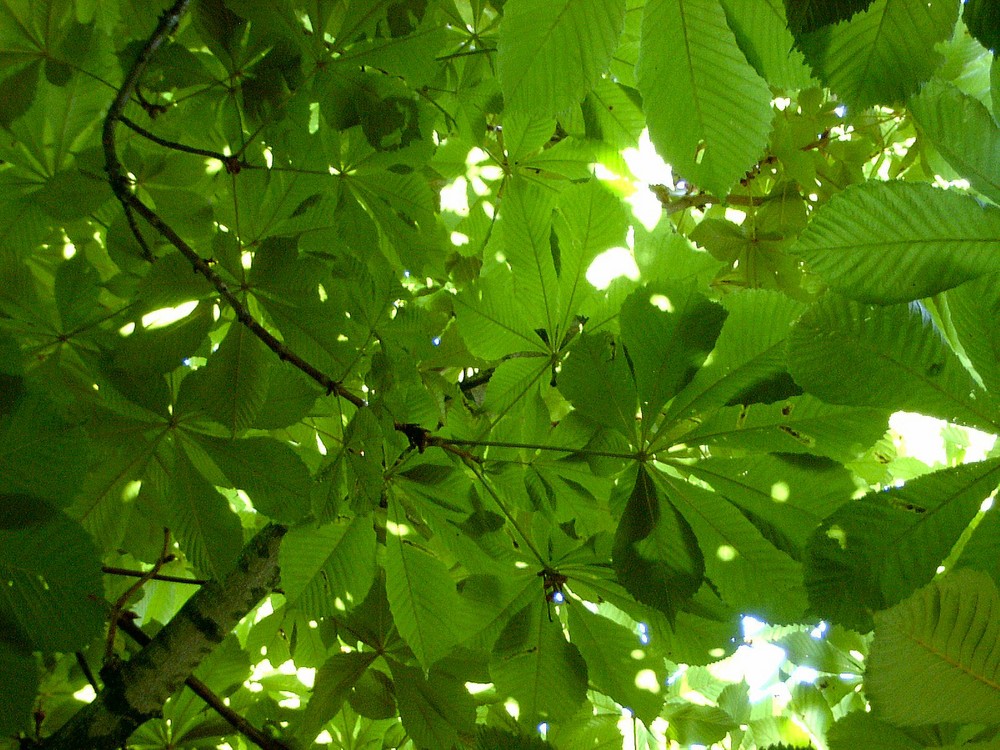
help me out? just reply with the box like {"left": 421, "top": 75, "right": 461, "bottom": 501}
{"left": 2, "top": 1, "right": 999, "bottom": 749}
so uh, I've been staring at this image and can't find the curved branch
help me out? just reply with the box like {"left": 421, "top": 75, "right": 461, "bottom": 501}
{"left": 101, "top": 0, "right": 367, "bottom": 410}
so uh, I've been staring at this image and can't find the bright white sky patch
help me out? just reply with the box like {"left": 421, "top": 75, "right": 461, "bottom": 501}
{"left": 587, "top": 246, "right": 639, "bottom": 289}
{"left": 890, "top": 411, "right": 996, "bottom": 466}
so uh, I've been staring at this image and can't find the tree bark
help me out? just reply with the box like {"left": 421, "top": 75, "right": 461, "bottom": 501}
{"left": 40, "top": 524, "right": 287, "bottom": 750}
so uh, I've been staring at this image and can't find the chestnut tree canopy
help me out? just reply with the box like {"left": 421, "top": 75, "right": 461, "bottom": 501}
{"left": 1, "top": 0, "right": 999, "bottom": 748}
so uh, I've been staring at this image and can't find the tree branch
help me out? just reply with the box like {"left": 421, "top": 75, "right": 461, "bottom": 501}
{"left": 40, "top": 524, "right": 288, "bottom": 750}
{"left": 114, "top": 617, "right": 289, "bottom": 750}
{"left": 101, "top": 0, "right": 367, "bottom": 410}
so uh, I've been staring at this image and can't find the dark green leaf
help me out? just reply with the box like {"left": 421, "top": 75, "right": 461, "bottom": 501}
{"left": 612, "top": 466, "right": 703, "bottom": 621}
{"left": 0, "top": 495, "right": 104, "bottom": 652}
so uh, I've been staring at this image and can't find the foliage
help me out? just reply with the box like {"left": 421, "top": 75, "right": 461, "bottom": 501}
{"left": 0, "top": 0, "right": 999, "bottom": 748}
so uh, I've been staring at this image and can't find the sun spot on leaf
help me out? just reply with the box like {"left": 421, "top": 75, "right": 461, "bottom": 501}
{"left": 386, "top": 520, "right": 411, "bottom": 537}
{"left": 649, "top": 294, "right": 673, "bottom": 312}
{"left": 771, "top": 482, "right": 790, "bottom": 502}
{"left": 716, "top": 545, "right": 737, "bottom": 561}
{"left": 634, "top": 669, "right": 661, "bottom": 693}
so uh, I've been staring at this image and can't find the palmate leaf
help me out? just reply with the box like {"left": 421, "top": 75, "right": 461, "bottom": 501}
{"left": 804, "top": 458, "right": 1000, "bottom": 631}
{"left": 620, "top": 281, "right": 726, "bottom": 420}
{"left": 867, "top": 569, "right": 1000, "bottom": 725}
{"left": 612, "top": 466, "right": 704, "bottom": 622}
{"left": 389, "top": 662, "right": 476, "bottom": 750}
{"left": 788, "top": 296, "right": 997, "bottom": 431}
{"left": 798, "top": 0, "right": 958, "bottom": 109}
{"left": 384, "top": 494, "right": 467, "bottom": 670}
{"left": 638, "top": 0, "right": 774, "bottom": 197}
{"left": 498, "top": 0, "right": 627, "bottom": 117}
{"left": 490, "top": 598, "right": 588, "bottom": 723}
{"left": 280, "top": 514, "right": 377, "bottom": 617}
{"left": 0, "top": 495, "right": 104, "bottom": 652}
{"left": 910, "top": 80, "right": 1000, "bottom": 206}
{"left": 657, "top": 469, "right": 807, "bottom": 623}
{"left": 790, "top": 182, "right": 1000, "bottom": 304}
{"left": 177, "top": 323, "right": 273, "bottom": 435}
{"left": 566, "top": 602, "right": 667, "bottom": 724}
{"left": 658, "top": 291, "right": 807, "bottom": 444}
{"left": 685, "top": 394, "right": 888, "bottom": 463}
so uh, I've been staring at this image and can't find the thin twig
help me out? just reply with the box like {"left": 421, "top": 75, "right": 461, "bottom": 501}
{"left": 105, "top": 529, "right": 171, "bottom": 665}
{"left": 115, "top": 617, "right": 290, "bottom": 750}
{"left": 75, "top": 653, "right": 100, "bottom": 692}
{"left": 120, "top": 115, "right": 248, "bottom": 171}
{"left": 102, "top": 566, "right": 208, "bottom": 586}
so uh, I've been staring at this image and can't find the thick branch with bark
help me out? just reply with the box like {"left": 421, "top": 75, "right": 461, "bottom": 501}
{"left": 40, "top": 525, "right": 288, "bottom": 750}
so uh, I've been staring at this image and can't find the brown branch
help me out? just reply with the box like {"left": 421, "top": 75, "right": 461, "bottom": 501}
{"left": 102, "top": 566, "right": 208, "bottom": 586}
{"left": 115, "top": 617, "right": 289, "bottom": 750}
{"left": 105, "top": 529, "right": 172, "bottom": 665}
{"left": 120, "top": 115, "right": 249, "bottom": 173}
{"left": 101, "top": 0, "right": 367, "bottom": 411}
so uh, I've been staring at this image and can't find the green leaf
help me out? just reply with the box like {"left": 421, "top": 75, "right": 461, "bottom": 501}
{"left": 964, "top": 0, "right": 1000, "bottom": 51}
{"left": 553, "top": 179, "right": 628, "bottom": 330}
{"left": 688, "top": 452, "right": 860, "bottom": 549}
{"left": 663, "top": 703, "right": 737, "bottom": 745}
{"left": 784, "top": 0, "right": 877, "bottom": 34}
{"left": 582, "top": 78, "right": 645, "bottom": 149}
{"left": 868, "top": 569, "right": 1000, "bottom": 725}
{"left": 684, "top": 394, "right": 888, "bottom": 463}
{"left": 385, "top": 494, "right": 466, "bottom": 670}
{"left": 788, "top": 296, "right": 996, "bottom": 431}
{"left": 910, "top": 80, "right": 1000, "bottom": 206}
{"left": 721, "top": 0, "right": 816, "bottom": 89}
{"left": 389, "top": 661, "right": 476, "bottom": 749}
{"left": 827, "top": 712, "right": 923, "bottom": 750}
{"left": 0, "top": 393, "right": 89, "bottom": 506}
{"left": 0, "top": 495, "right": 104, "bottom": 652}
{"left": 281, "top": 515, "right": 377, "bottom": 617}
{"left": 559, "top": 332, "right": 638, "bottom": 440}
{"left": 659, "top": 291, "right": 807, "bottom": 440}
{"left": 566, "top": 604, "right": 666, "bottom": 724}
{"left": 804, "top": 458, "right": 1000, "bottom": 631}
{"left": 0, "top": 640, "right": 37, "bottom": 735}
{"left": 295, "top": 651, "right": 377, "bottom": 744}
{"left": 638, "top": 0, "right": 774, "bottom": 197}
{"left": 790, "top": 182, "right": 1000, "bottom": 303}
{"left": 177, "top": 323, "right": 273, "bottom": 435}
{"left": 498, "top": 0, "right": 627, "bottom": 117}
{"left": 169, "top": 447, "right": 243, "bottom": 577}
{"left": 490, "top": 599, "right": 589, "bottom": 723}
{"left": 454, "top": 271, "right": 545, "bottom": 360}
{"left": 799, "top": 0, "right": 959, "bottom": 109}
{"left": 620, "top": 281, "right": 726, "bottom": 419}
{"left": 54, "top": 253, "right": 101, "bottom": 331}
{"left": 501, "top": 176, "right": 558, "bottom": 333}
{"left": 659, "top": 470, "right": 807, "bottom": 622}
{"left": 612, "top": 466, "right": 704, "bottom": 621}
{"left": 948, "top": 274, "right": 1000, "bottom": 396}
{"left": 199, "top": 436, "right": 312, "bottom": 523}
